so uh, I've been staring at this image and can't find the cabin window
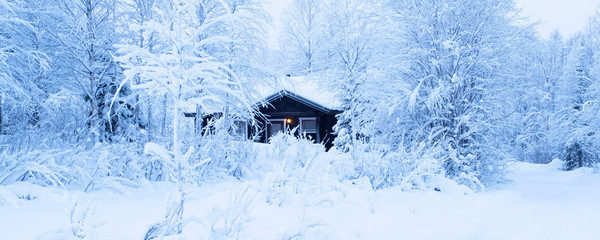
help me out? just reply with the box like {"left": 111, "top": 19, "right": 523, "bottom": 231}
{"left": 301, "top": 119, "right": 317, "bottom": 132}
{"left": 299, "top": 117, "right": 319, "bottom": 142}
{"left": 266, "top": 119, "right": 286, "bottom": 142}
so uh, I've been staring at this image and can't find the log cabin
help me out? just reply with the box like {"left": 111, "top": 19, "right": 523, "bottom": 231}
{"left": 184, "top": 77, "right": 341, "bottom": 150}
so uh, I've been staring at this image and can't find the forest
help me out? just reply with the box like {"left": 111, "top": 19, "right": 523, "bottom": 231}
{"left": 1, "top": 0, "right": 600, "bottom": 239}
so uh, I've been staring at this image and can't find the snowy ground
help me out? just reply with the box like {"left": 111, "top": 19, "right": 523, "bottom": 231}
{"left": 1, "top": 158, "right": 599, "bottom": 239}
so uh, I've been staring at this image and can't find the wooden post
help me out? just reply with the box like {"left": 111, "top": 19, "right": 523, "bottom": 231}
{"left": 316, "top": 116, "right": 321, "bottom": 143}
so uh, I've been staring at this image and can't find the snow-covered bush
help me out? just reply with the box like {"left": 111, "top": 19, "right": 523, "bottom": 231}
{"left": 96, "top": 75, "right": 143, "bottom": 142}
{"left": 562, "top": 141, "right": 599, "bottom": 171}
{"left": 0, "top": 143, "right": 147, "bottom": 192}
{"left": 192, "top": 119, "right": 258, "bottom": 180}
{"left": 83, "top": 144, "right": 146, "bottom": 193}
{"left": 0, "top": 149, "right": 79, "bottom": 188}
{"left": 349, "top": 142, "right": 478, "bottom": 193}
{"left": 262, "top": 131, "right": 330, "bottom": 205}
{"left": 269, "top": 130, "right": 323, "bottom": 172}
{"left": 399, "top": 145, "right": 479, "bottom": 193}
{"left": 350, "top": 143, "right": 410, "bottom": 190}
{"left": 141, "top": 131, "right": 258, "bottom": 185}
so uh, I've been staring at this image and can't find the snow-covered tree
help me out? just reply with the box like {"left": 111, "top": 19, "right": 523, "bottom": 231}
{"left": 386, "top": 0, "right": 535, "bottom": 188}
{"left": 515, "top": 32, "right": 566, "bottom": 164}
{"left": 280, "top": 0, "right": 327, "bottom": 75}
{"left": 0, "top": 0, "right": 49, "bottom": 133}
{"left": 558, "top": 13, "right": 600, "bottom": 170}
{"left": 216, "top": 0, "right": 270, "bottom": 125}
{"left": 203, "top": 0, "right": 271, "bottom": 177}
{"left": 46, "top": 0, "right": 139, "bottom": 142}
{"left": 323, "top": 0, "right": 392, "bottom": 153}
{"left": 119, "top": 0, "right": 163, "bottom": 141}
{"left": 116, "top": 0, "right": 266, "bottom": 236}
{"left": 117, "top": 0, "right": 252, "bottom": 173}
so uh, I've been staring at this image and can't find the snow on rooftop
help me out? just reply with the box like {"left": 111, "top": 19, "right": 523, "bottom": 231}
{"left": 183, "top": 76, "right": 341, "bottom": 115}
{"left": 256, "top": 76, "right": 342, "bottom": 110}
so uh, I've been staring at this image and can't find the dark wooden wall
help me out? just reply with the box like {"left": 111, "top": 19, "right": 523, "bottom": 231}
{"left": 252, "top": 95, "right": 339, "bottom": 150}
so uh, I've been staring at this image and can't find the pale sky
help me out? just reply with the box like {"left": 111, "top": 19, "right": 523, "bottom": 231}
{"left": 264, "top": 0, "right": 293, "bottom": 49}
{"left": 264, "top": 0, "right": 600, "bottom": 49}
{"left": 515, "top": 0, "right": 600, "bottom": 38}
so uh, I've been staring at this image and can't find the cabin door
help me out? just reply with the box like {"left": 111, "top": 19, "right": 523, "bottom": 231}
{"left": 266, "top": 119, "right": 285, "bottom": 142}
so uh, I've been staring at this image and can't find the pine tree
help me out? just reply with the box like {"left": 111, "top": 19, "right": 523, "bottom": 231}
{"left": 560, "top": 13, "right": 600, "bottom": 170}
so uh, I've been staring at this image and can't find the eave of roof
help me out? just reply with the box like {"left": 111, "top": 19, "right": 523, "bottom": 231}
{"left": 257, "top": 90, "right": 336, "bottom": 114}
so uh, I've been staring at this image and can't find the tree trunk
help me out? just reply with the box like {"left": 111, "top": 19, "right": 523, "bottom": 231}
{"left": 85, "top": 0, "right": 98, "bottom": 141}
{"left": 0, "top": 95, "right": 3, "bottom": 133}
{"left": 173, "top": 87, "right": 180, "bottom": 167}
{"left": 147, "top": 99, "right": 153, "bottom": 142}
{"left": 89, "top": 68, "right": 97, "bottom": 138}
{"left": 135, "top": 29, "right": 144, "bottom": 127}
{"left": 161, "top": 93, "right": 167, "bottom": 136}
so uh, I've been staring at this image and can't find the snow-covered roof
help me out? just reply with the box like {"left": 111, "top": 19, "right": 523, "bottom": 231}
{"left": 184, "top": 76, "right": 341, "bottom": 116}
{"left": 256, "top": 76, "right": 341, "bottom": 111}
